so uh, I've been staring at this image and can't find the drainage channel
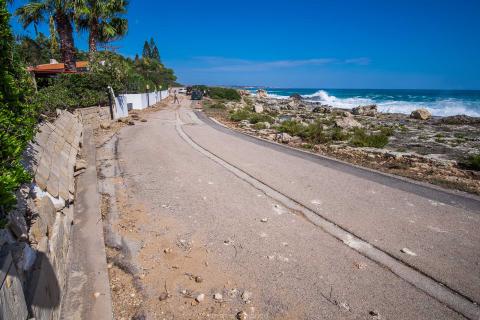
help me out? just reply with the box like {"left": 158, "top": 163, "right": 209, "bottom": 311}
{"left": 175, "top": 110, "right": 480, "bottom": 320}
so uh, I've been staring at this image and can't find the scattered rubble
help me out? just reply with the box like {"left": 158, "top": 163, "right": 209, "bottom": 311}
{"left": 195, "top": 293, "right": 205, "bottom": 303}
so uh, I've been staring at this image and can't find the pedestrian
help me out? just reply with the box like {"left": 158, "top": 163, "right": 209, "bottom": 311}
{"left": 173, "top": 91, "right": 179, "bottom": 104}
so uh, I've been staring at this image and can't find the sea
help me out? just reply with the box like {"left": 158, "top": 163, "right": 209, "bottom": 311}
{"left": 244, "top": 88, "right": 480, "bottom": 117}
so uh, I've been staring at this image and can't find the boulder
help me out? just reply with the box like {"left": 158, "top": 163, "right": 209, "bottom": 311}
{"left": 410, "top": 108, "right": 431, "bottom": 120}
{"left": 335, "top": 117, "right": 363, "bottom": 129}
{"left": 312, "top": 106, "right": 330, "bottom": 113}
{"left": 100, "top": 121, "right": 111, "bottom": 129}
{"left": 289, "top": 93, "right": 303, "bottom": 100}
{"left": 256, "top": 89, "right": 268, "bottom": 98}
{"left": 275, "top": 132, "right": 293, "bottom": 143}
{"left": 254, "top": 104, "right": 264, "bottom": 113}
{"left": 352, "top": 105, "right": 378, "bottom": 117}
{"left": 287, "top": 100, "right": 299, "bottom": 109}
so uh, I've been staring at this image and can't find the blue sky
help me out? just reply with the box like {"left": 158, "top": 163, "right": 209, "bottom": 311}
{"left": 8, "top": 0, "right": 480, "bottom": 89}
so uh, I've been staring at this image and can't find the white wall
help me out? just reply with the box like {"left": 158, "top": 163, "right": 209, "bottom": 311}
{"left": 113, "top": 90, "right": 170, "bottom": 117}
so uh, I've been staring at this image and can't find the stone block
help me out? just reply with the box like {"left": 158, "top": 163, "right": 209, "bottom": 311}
{"left": 46, "top": 172, "right": 59, "bottom": 198}
{"left": 0, "top": 248, "right": 29, "bottom": 320}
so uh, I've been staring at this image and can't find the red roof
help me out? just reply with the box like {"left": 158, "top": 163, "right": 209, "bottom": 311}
{"left": 28, "top": 61, "right": 89, "bottom": 74}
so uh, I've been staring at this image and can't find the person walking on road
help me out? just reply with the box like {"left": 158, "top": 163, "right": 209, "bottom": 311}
{"left": 173, "top": 91, "right": 180, "bottom": 104}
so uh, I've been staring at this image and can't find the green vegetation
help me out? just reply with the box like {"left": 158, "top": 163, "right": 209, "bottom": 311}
{"left": 379, "top": 126, "right": 395, "bottom": 136}
{"left": 350, "top": 128, "right": 389, "bottom": 148}
{"left": 229, "top": 109, "right": 274, "bottom": 124}
{"left": 276, "top": 120, "right": 350, "bottom": 144}
{"left": 460, "top": 154, "right": 480, "bottom": 171}
{"left": 76, "top": 0, "right": 128, "bottom": 53}
{"left": 330, "top": 127, "right": 350, "bottom": 141}
{"left": 16, "top": 0, "right": 78, "bottom": 71}
{"left": 208, "top": 87, "right": 241, "bottom": 101}
{"left": 253, "top": 122, "right": 268, "bottom": 130}
{"left": 229, "top": 109, "right": 251, "bottom": 122}
{"left": 30, "top": 48, "right": 177, "bottom": 115}
{"left": 276, "top": 120, "right": 307, "bottom": 137}
{"left": 0, "top": 1, "right": 37, "bottom": 214}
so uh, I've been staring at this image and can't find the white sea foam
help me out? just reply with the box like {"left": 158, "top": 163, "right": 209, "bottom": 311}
{"left": 261, "top": 89, "right": 480, "bottom": 117}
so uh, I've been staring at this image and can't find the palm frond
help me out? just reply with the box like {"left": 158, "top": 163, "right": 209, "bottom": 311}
{"left": 15, "top": 2, "right": 48, "bottom": 29}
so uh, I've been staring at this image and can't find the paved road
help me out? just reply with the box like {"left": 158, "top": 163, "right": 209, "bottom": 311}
{"left": 112, "top": 98, "right": 480, "bottom": 319}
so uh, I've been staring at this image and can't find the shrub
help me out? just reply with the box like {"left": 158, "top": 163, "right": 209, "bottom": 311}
{"left": 277, "top": 120, "right": 307, "bottom": 137}
{"left": 459, "top": 154, "right": 480, "bottom": 171}
{"left": 249, "top": 113, "right": 274, "bottom": 124}
{"left": 379, "top": 126, "right": 395, "bottom": 136}
{"left": 229, "top": 109, "right": 251, "bottom": 122}
{"left": 205, "top": 101, "right": 226, "bottom": 109}
{"left": 33, "top": 74, "right": 108, "bottom": 116}
{"left": 253, "top": 122, "right": 267, "bottom": 130}
{"left": 1, "top": 2, "right": 37, "bottom": 214}
{"left": 304, "top": 121, "right": 329, "bottom": 143}
{"left": 350, "top": 128, "right": 389, "bottom": 148}
{"left": 330, "top": 127, "right": 350, "bottom": 141}
{"left": 208, "top": 87, "right": 241, "bottom": 101}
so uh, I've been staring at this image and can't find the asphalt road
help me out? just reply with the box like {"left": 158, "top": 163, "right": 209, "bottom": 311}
{"left": 113, "top": 98, "right": 480, "bottom": 319}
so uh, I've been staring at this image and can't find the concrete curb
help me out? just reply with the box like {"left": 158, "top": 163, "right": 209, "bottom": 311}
{"left": 60, "top": 128, "right": 113, "bottom": 320}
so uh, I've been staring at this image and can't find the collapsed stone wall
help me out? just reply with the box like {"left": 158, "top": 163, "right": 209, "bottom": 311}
{"left": 0, "top": 110, "right": 84, "bottom": 320}
{"left": 75, "top": 106, "right": 111, "bottom": 130}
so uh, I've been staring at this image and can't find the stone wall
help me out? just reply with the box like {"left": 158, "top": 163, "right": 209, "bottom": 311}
{"left": 0, "top": 110, "right": 84, "bottom": 320}
{"left": 75, "top": 106, "right": 111, "bottom": 129}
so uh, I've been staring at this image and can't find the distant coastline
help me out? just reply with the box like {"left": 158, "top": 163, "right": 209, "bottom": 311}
{"left": 238, "top": 88, "right": 480, "bottom": 117}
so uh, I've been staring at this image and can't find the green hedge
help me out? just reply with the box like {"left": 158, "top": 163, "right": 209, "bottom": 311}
{"left": 33, "top": 73, "right": 108, "bottom": 115}
{"left": 208, "top": 87, "right": 241, "bottom": 101}
{"left": 1, "top": 2, "right": 37, "bottom": 214}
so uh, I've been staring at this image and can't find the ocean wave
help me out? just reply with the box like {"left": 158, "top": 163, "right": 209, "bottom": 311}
{"left": 261, "top": 89, "right": 480, "bottom": 117}
{"left": 378, "top": 100, "right": 480, "bottom": 117}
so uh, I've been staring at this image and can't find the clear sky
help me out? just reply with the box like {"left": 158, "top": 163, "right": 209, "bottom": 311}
{"left": 8, "top": 0, "right": 480, "bottom": 89}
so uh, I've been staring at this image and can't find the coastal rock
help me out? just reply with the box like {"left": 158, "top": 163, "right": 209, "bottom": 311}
{"left": 352, "top": 105, "right": 378, "bottom": 117}
{"left": 410, "top": 108, "right": 431, "bottom": 120}
{"left": 289, "top": 93, "right": 303, "bottom": 100}
{"left": 287, "top": 100, "right": 298, "bottom": 109}
{"left": 275, "top": 132, "right": 293, "bottom": 143}
{"left": 239, "top": 120, "right": 250, "bottom": 127}
{"left": 257, "top": 89, "right": 268, "bottom": 98}
{"left": 312, "top": 106, "right": 330, "bottom": 113}
{"left": 335, "top": 116, "right": 363, "bottom": 129}
{"left": 254, "top": 104, "right": 264, "bottom": 113}
{"left": 439, "top": 115, "right": 480, "bottom": 125}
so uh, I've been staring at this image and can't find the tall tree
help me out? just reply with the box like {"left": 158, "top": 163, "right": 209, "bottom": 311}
{"left": 75, "top": 0, "right": 128, "bottom": 54}
{"left": 148, "top": 37, "right": 160, "bottom": 62}
{"left": 142, "top": 40, "right": 150, "bottom": 58}
{"left": 16, "top": 0, "right": 77, "bottom": 71}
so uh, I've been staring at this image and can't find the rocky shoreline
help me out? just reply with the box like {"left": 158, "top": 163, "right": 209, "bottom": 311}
{"left": 202, "top": 90, "right": 480, "bottom": 195}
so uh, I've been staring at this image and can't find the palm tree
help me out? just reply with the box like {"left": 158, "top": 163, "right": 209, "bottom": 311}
{"left": 75, "top": 0, "right": 128, "bottom": 54}
{"left": 16, "top": 0, "right": 77, "bottom": 72}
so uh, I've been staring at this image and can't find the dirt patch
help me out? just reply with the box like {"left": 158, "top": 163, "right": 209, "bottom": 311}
{"left": 106, "top": 247, "right": 144, "bottom": 320}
